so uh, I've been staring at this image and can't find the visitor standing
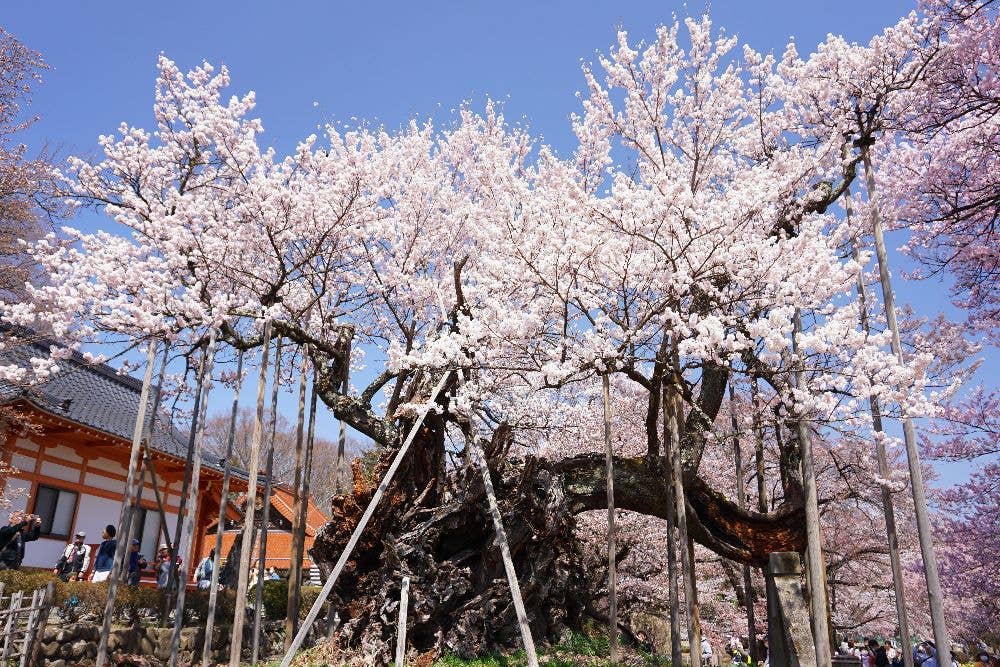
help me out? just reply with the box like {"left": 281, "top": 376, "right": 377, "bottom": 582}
{"left": 90, "top": 524, "right": 117, "bottom": 582}
{"left": 126, "top": 539, "right": 146, "bottom": 586}
{"left": 0, "top": 512, "right": 41, "bottom": 570}
{"left": 195, "top": 548, "right": 215, "bottom": 589}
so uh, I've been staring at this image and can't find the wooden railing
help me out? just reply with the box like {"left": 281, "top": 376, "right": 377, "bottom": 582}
{"left": 0, "top": 581, "right": 55, "bottom": 667}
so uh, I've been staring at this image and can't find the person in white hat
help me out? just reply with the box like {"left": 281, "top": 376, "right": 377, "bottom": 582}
{"left": 53, "top": 530, "right": 91, "bottom": 581}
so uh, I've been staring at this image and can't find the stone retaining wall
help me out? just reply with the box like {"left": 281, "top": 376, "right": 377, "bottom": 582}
{"left": 37, "top": 622, "right": 243, "bottom": 666}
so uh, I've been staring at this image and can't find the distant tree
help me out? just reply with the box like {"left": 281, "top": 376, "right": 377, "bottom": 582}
{"left": 201, "top": 406, "right": 363, "bottom": 514}
{"left": 0, "top": 27, "right": 63, "bottom": 303}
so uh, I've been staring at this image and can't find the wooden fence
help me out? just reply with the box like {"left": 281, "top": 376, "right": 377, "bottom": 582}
{"left": 0, "top": 581, "right": 55, "bottom": 667}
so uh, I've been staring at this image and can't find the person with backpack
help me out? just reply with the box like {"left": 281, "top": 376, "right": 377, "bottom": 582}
{"left": 53, "top": 530, "right": 91, "bottom": 582}
{"left": 195, "top": 548, "right": 215, "bottom": 589}
{"left": 0, "top": 512, "right": 41, "bottom": 570}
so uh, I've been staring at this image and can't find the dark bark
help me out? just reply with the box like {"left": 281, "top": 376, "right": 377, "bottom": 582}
{"left": 308, "top": 457, "right": 587, "bottom": 664}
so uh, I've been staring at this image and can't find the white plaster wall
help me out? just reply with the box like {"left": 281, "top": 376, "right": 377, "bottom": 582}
{"left": 84, "top": 471, "right": 125, "bottom": 494}
{"left": 87, "top": 457, "right": 127, "bottom": 477}
{"left": 46, "top": 445, "right": 81, "bottom": 463}
{"left": 75, "top": 494, "right": 120, "bottom": 543}
{"left": 23, "top": 536, "right": 67, "bottom": 569}
{"left": 9, "top": 452, "right": 36, "bottom": 473}
{"left": 39, "top": 461, "right": 77, "bottom": 483}
{"left": 14, "top": 437, "right": 38, "bottom": 452}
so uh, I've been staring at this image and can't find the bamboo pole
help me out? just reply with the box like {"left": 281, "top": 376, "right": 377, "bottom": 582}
{"left": 860, "top": 145, "right": 951, "bottom": 656}
{"left": 667, "top": 375, "right": 701, "bottom": 665}
{"left": 278, "top": 370, "right": 453, "bottom": 667}
{"left": 169, "top": 333, "right": 216, "bottom": 667}
{"left": 728, "top": 382, "right": 757, "bottom": 664}
{"left": 846, "top": 187, "right": 914, "bottom": 667}
{"left": 662, "top": 382, "right": 682, "bottom": 667}
{"left": 395, "top": 576, "right": 410, "bottom": 667}
{"left": 203, "top": 349, "right": 245, "bottom": 667}
{"left": 230, "top": 318, "right": 274, "bottom": 667}
{"left": 335, "top": 354, "right": 348, "bottom": 494}
{"left": 791, "top": 310, "right": 832, "bottom": 666}
{"left": 251, "top": 448, "right": 275, "bottom": 666}
{"left": 95, "top": 339, "right": 157, "bottom": 667}
{"left": 601, "top": 373, "right": 619, "bottom": 663}
{"left": 285, "top": 347, "right": 310, "bottom": 647}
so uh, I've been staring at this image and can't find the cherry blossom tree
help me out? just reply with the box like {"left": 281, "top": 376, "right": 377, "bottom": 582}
{"left": 1, "top": 9, "right": 993, "bottom": 659}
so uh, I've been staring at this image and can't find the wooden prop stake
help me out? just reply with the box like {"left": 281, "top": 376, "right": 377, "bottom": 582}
{"left": 118, "top": 343, "right": 170, "bottom": 570}
{"left": 142, "top": 443, "right": 175, "bottom": 549}
{"left": 662, "top": 382, "right": 682, "bottom": 667}
{"left": 601, "top": 373, "right": 619, "bottom": 663}
{"left": 95, "top": 339, "right": 157, "bottom": 667}
{"left": 861, "top": 146, "right": 950, "bottom": 656}
{"left": 163, "top": 342, "right": 211, "bottom": 625}
{"left": 454, "top": 362, "right": 539, "bottom": 667}
{"left": 251, "top": 448, "right": 275, "bottom": 666}
{"left": 169, "top": 332, "right": 216, "bottom": 667}
{"left": 667, "top": 373, "right": 701, "bottom": 665}
{"left": 286, "top": 347, "right": 310, "bottom": 647}
{"left": 395, "top": 576, "right": 410, "bottom": 667}
{"left": 791, "top": 311, "right": 832, "bottom": 666}
{"left": 230, "top": 318, "right": 274, "bottom": 667}
{"left": 728, "top": 382, "right": 757, "bottom": 664}
{"left": 203, "top": 349, "right": 245, "bottom": 667}
{"left": 845, "top": 184, "right": 914, "bottom": 666}
{"left": 278, "top": 369, "right": 453, "bottom": 667}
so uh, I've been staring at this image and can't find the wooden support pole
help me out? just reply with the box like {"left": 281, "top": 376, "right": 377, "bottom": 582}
{"left": 118, "top": 343, "right": 170, "bottom": 573}
{"left": 142, "top": 443, "right": 175, "bottom": 550}
{"left": 791, "top": 310, "right": 832, "bottom": 667}
{"left": 395, "top": 576, "right": 409, "bottom": 667}
{"left": 95, "top": 339, "right": 157, "bottom": 667}
{"left": 278, "top": 370, "right": 453, "bottom": 667}
{"left": 230, "top": 318, "right": 274, "bottom": 667}
{"left": 285, "top": 347, "right": 310, "bottom": 648}
{"left": 163, "top": 343, "right": 211, "bottom": 627}
{"left": 728, "top": 382, "right": 757, "bottom": 664}
{"left": 861, "top": 145, "right": 950, "bottom": 656}
{"left": 170, "top": 333, "right": 216, "bottom": 667}
{"left": 845, "top": 182, "right": 914, "bottom": 666}
{"left": 251, "top": 448, "right": 275, "bottom": 666}
{"left": 601, "top": 373, "right": 619, "bottom": 663}
{"left": 203, "top": 349, "right": 245, "bottom": 667}
{"left": 662, "top": 382, "right": 682, "bottom": 667}
{"left": 667, "top": 376, "right": 701, "bottom": 665}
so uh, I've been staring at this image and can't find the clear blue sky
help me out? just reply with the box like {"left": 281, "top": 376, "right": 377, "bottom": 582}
{"left": 4, "top": 1, "right": 986, "bottom": 486}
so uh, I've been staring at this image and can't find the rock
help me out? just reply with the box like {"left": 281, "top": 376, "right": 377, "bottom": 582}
{"left": 42, "top": 641, "right": 60, "bottom": 658}
{"left": 179, "top": 626, "right": 203, "bottom": 651}
{"left": 46, "top": 660, "right": 66, "bottom": 667}
{"left": 42, "top": 626, "right": 59, "bottom": 642}
{"left": 70, "top": 639, "right": 89, "bottom": 659}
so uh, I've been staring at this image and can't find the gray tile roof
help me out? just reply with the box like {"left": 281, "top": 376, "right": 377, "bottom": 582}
{"left": 1, "top": 341, "right": 243, "bottom": 478}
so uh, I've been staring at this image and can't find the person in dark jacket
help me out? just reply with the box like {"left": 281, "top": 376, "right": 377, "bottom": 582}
{"left": 0, "top": 512, "right": 42, "bottom": 570}
{"left": 126, "top": 539, "right": 147, "bottom": 586}
{"left": 90, "top": 524, "right": 117, "bottom": 582}
{"left": 869, "top": 639, "right": 890, "bottom": 667}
